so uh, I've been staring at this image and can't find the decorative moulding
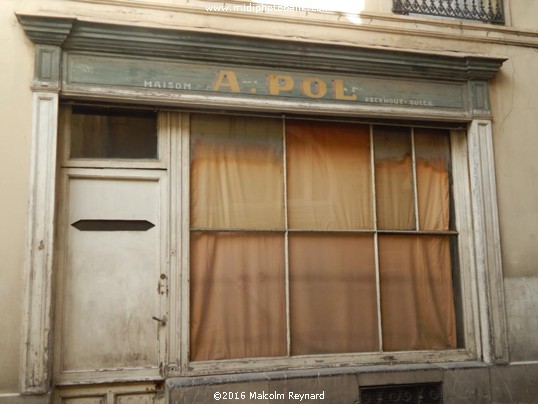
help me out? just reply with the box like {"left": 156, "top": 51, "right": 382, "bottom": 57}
{"left": 17, "top": 14, "right": 506, "bottom": 82}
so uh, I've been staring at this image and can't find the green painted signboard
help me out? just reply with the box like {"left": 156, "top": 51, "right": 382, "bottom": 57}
{"left": 65, "top": 53, "right": 467, "bottom": 111}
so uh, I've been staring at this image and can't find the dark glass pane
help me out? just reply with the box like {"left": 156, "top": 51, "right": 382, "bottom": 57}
{"left": 70, "top": 106, "right": 157, "bottom": 159}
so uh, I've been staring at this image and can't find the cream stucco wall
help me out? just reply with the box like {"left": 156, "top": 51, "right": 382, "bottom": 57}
{"left": 0, "top": 0, "right": 33, "bottom": 394}
{"left": 1, "top": 0, "right": 538, "bottom": 397}
{"left": 507, "top": 1, "right": 538, "bottom": 31}
{"left": 489, "top": 44, "right": 538, "bottom": 361}
{"left": 490, "top": 45, "right": 538, "bottom": 279}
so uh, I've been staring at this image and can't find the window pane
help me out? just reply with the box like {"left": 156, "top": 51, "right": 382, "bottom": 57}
{"left": 415, "top": 129, "right": 451, "bottom": 231}
{"left": 190, "top": 232, "right": 286, "bottom": 361}
{"left": 190, "top": 115, "right": 284, "bottom": 229}
{"left": 70, "top": 107, "right": 157, "bottom": 159}
{"left": 379, "top": 235, "right": 457, "bottom": 351}
{"left": 374, "top": 126, "right": 415, "bottom": 230}
{"left": 289, "top": 233, "right": 378, "bottom": 355}
{"left": 287, "top": 121, "right": 373, "bottom": 230}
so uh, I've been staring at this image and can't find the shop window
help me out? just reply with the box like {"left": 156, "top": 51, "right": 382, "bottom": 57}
{"left": 189, "top": 114, "right": 460, "bottom": 361}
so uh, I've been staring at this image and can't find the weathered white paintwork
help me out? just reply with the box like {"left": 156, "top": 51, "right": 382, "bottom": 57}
{"left": 54, "top": 169, "right": 168, "bottom": 382}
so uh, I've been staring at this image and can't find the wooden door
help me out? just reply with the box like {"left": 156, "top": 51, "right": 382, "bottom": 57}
{"left": 54, "top": 169, "right": 168, "bottom": 384}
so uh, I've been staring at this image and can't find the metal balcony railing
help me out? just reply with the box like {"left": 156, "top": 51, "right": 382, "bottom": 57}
{"left": 393, "top": 0, "right": 505, "bottom": 24}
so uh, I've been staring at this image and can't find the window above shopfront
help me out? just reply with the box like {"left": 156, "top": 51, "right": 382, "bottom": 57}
{"left": 393, "top": 0, "right": 505, "bottom": 24}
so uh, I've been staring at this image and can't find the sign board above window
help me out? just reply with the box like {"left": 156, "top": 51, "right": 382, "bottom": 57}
{"left": 66, "top": 52, "right": 467, "bottom": 112}
{"left": 18, "top": 14, "right": 506, "bottom": 119}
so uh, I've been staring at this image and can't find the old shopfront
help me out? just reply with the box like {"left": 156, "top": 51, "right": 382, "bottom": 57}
{"left": 18, "top": 14, "right": 507, "bottom": 403}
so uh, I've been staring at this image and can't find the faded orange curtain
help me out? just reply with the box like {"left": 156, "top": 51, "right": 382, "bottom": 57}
{"left": 379, "top": 235, "right": 456, "bottom": 351}
{"left": 286, "top": 121, "right": 377, "bottom": 355}
{"left": 415, "top": 129, "right": 451, "bottom": 231}
{"left": 190, "top": 232, "right": 286, "bottom": 361}
{"left": 286, "top": 121, "right": 373, "bottom": 229}
{"left": 289, "top": 234, "right": 378, "bottom": 354}
{"left": 377, "top": 127, "right": 455, "bottom": 351}
{"left": 374, "top": 126, "right": 415, "bottom": 230}
{"left": 190, "top": 114, "right": 284, "bottom": 229}
{"left": 190, "top": 115, "right": 286, "bottom": 361}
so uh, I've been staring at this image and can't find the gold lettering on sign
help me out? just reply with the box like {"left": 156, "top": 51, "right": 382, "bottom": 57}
{"left": 333, "top": 79, "right": 357, "bottom": 101}
{"left": 213, "top": 70, "right": 240, "bottom": 92}
{"left": 268, "top": 74, "right": 294, "bottom": 95}
{"left": 301, "top": 77, "right": 327, "bottom": 99}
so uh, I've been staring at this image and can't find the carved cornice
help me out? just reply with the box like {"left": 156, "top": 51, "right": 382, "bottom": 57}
{"left": 17, "top": 14, "right": 75, "bottom": 46}
{"left": 17, "top": 14, "right": 506, "bottom": 83}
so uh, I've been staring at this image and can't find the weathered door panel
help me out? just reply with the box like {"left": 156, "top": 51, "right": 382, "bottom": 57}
{"left": 54, "top": 383, "right": 165, "bottom": 404}
{"left": 61, "top": 397, "right": 106, "bottom": 404}
{"left": 115, "top": 393, "right": 159, "bottom": 404}
{"left": 55, "top": 169, "right": 167, "bottom": 381}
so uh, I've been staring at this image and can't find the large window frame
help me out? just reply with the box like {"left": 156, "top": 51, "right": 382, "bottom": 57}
{"left": 22, "top": 99, "right": 506, "bottom": 392}
{"left": 169, "top": 112, "right": 481, "bottom": 376}
{"left": 54, "top": 105, "right": 487, "bottom": 378}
